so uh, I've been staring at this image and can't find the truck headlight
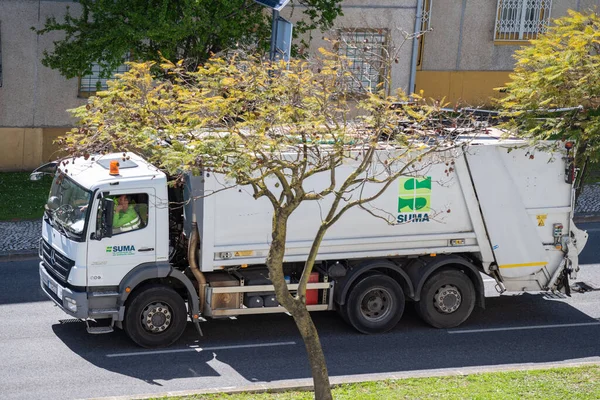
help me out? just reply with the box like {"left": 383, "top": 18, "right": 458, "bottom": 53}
{"left": 64, "top": 297, "right": 77, "bottom": 312}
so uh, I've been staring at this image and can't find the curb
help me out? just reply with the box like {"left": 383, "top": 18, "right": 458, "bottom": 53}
{"left": 0, "top": 249, "right": 39, "bottom": 262}
{"left": 87, "top": 360, "right": 600, "bottom": 400}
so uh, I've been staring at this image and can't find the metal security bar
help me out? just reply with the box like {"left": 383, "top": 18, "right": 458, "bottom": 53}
{"left": 338, "top": 29, "right": 389, "bottom": 94}
{"left": 79, "top": 54, "right": 130, "bottom": 96}
{"left": 494, "top": 0, "right": 552, "bottom": 41}
{"left": 416, "top": 0, "right": 433, "bottom": 69}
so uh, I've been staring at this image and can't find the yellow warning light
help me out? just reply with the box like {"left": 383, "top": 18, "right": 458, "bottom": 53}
{"left": 241, "top": 264, "right": 248, "bottom": 268}
{"left": 109, "top": 160, "right": 120, "bottom": 175}
{"left": 430, "top": 253, "right": 437, "bottom": 257}
{"left": 125, "top": 287, "right": 131, "bottom": 293}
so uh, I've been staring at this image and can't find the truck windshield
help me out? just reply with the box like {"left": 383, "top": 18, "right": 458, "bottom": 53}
{"left": 47, "top": 172, "right": 92, "bottom": 238}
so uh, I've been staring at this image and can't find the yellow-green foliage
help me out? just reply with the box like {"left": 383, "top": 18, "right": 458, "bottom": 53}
{"left": 63, "top": 53, "right": 441, "bottom": 186}
{"left": 500, "top": 10, "right": 600, "bottom": 162}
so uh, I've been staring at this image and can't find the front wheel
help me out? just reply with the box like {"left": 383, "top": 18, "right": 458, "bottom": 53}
{"left": 344, "top": 274, "right": 405, "bottom": 334}
{"left": 416, "top": 270, "right": 475, "bottom": 329}
{"left": 124, "top": 285, "right": 187, "bottom": 348}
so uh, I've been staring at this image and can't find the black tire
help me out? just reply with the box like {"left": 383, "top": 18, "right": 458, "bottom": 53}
{"left": 124, "top": 284, "right": 187, "bottom": 348}
{"left": 416, "top": 270, "right": 475, "bottom": 329}
{"left": 336, "top": 302, "right": 350, "bottom": 324}
{"left": 344, "top": 274, "right": 405, "bottom": 334}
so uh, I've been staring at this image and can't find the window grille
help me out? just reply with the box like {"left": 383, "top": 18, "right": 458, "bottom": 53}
{"left": 338, "top": 29, "right": 389, "bottom": 94}
{"left": 494, "top": 0, "right": 552, "bottom": 41}
{"left": 421, "top": 0, "right": 433, "bottom": 32}
{"left": 417, "top": 0, "right": 433, "bottom": 69}
{"left": 79, "top": 54, "right": 130, "bottom": 96}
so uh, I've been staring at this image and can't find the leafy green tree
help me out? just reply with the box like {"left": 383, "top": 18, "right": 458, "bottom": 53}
{"left": 36, "top": 0, "right": 343, "bottom": 78}
{"left": 61, "top": 49, "right": 474, "bottom": 398}
{"left": 499, "top": 10, "right": 600, "bottom": 187}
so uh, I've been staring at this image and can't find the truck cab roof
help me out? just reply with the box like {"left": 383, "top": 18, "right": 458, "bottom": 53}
{"left": 57, "top": 152, "right": 166, "bottom": 190}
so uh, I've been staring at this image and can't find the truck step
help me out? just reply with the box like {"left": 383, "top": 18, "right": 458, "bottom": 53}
{"left": 88, "top": 291, "right": 120, "bottom": 298}
{"left": 85, "top": 320, "right": 114, "bottom": 335}
{"left": 572, "top": 281, "right": 600, "bottom": 293}
{"left": 89, "top": 308, "right": 119, "bottom": 315}
{"left": 86, "top": 325, "right": 114, "bottom": 334}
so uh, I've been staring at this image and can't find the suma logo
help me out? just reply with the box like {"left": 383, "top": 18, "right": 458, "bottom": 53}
{"left": 106, "top": 245, "right": 136, "bottom": 256}
{"left": 397, "top": 177, "right": 431, "bottom": 224}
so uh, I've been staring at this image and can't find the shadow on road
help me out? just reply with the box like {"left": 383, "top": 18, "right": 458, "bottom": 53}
{"left": 51, "top": 292, "right": 600, "bottom": 385}
{"left": 0, "top": 259, "right": 48, "bottom": 305}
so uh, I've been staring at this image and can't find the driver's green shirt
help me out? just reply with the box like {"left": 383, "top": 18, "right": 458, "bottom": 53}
{"left": 113, "top": 205, "right": 141, "bottom": 232}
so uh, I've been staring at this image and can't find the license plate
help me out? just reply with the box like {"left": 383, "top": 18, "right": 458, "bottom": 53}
{"left": 47, "top": 279, "right": 60, "bottom": 299}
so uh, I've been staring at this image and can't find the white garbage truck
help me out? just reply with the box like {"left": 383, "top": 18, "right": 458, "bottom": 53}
{"left": 31, "top": 138, "right": 588, "bottom": 347}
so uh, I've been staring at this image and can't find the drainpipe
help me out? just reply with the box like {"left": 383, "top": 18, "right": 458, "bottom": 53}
{"left": 408, "top": 0, "right": 424, "bottom": 97}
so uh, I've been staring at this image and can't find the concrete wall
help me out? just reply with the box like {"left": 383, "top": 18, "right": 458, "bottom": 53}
{"left": 0, "top": 0, "right": 83, "bottom": 170}
{"left": 416, "top": 0, "right": 586, "bottom": 104}
{"left": 0, "top": 0, "right": 84, "bottom": 128}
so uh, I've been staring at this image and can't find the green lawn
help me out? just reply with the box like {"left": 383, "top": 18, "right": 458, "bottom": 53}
{"left": 155, "top": 365, "right": 600, "bottom": 400}
{"left": 0, "top": 172, "right": 52, "bottom": 221}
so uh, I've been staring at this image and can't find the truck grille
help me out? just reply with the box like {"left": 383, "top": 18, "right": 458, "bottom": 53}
{"left": 41, "top": 239, "right": 75, "bottom": 285}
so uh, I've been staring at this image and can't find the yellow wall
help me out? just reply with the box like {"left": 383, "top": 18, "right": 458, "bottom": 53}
{"left": 416, "top": 71, "right": 512, "bottom": 107}
{"left": 0, "top": 128, "right": 70, "bottom": 171}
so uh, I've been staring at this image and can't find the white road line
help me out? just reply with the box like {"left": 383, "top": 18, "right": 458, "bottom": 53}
{"left": 582, "top": 228, "right": 600, "bottom": 232}
{"left": 106, "top": 341, "right": 297, "bottom": 358}
{"left": 448, "top": 322, "right": 600, "bottom": 334}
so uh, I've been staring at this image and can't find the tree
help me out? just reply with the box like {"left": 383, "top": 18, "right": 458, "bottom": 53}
{"left": 499, "top": 10, "right": 600, "bottom": 189}
{"left": 62, "top": 50, "right": 478, "bottom": 399}
{"left": 35, "top": 0, "right": 343, "bottom": 78}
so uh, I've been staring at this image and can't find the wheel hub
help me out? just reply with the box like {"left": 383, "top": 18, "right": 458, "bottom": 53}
{"left": 360, "top": 288, "right": 392, "bottom": 322}
{"left": 434, "top": 285, "right": 461, "bottom": 314}
{"left": 141, "top": 302, "right": 172, "bottom": 333}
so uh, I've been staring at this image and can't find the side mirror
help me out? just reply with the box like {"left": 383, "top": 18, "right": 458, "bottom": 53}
{"left": 30, "top": 172, "right": 44, "bottom": 181}
{"left": 30, "top": 161, "right": 58, "bottom": 181}
{"left": 47, "top": 196, "right": 60, "bottom": 211}
{"left": 95, "top": 198, "right": 114, "bottom": 240}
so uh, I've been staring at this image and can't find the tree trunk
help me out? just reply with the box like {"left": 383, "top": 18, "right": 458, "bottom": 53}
{"left": 266, "top": 211, "right": 333, "bottom": 400}
{"left": 288, "top": 301, "right": 332, "bottom": 400}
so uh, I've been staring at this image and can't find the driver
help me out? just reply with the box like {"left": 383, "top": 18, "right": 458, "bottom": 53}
{"left": 113, "top": 195, "right": 141, "bottom": 234}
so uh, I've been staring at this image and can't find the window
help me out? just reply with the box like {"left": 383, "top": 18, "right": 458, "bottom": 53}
{"left": 110, "top": 193, "right": 149, "bottom": 235}
{"left": 416, "top": 0, "right": 433, "bottom": 70}
{"left": 78, "top": 55, "right": 130, "bottom": 97}
{"left": 338, "top": 29, "right": 389, "bottom": 94}
{"left": 494, "top": 0, "right": 552, "bottom": 41}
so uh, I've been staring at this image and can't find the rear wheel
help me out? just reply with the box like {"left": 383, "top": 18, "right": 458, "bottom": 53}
{"left": 124, "top": 285, "right": 187, "bottom": 348}
{"left": 416, "top": 270, "right": 475, "bottom": 329}
{"left": 344, "top": 274, "right": 405, "bottom": 334}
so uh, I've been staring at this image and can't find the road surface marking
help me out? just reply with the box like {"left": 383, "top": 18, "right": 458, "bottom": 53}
{"left": 106, "top": 341, "right": 297, "bottom": 358}
{"left": 448, "top": 322, "right": 600, "bottom": 334}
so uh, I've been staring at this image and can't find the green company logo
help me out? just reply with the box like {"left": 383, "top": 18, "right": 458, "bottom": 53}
{"left": 397, "top": 177, "right": 431, "bottom": 223}
{"left": 105, "top": 245, "right": 136, "bottom": 256}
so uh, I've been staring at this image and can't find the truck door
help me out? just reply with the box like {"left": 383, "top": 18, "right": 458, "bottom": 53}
{"left": 87, "top": 189, "right": 156, "bottom": 286}
{"left": 465, "top": 146, "right": 560, "bottom": 291}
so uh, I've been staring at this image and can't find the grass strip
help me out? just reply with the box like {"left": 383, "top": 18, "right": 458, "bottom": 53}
{"left": 153, "top": 365, "right": 600, "bottom": 400}
{"left": 0, "top": 172, "right": 52, "bottom": 221}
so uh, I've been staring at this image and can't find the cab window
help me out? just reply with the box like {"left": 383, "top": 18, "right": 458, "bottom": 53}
{"left": 110, "top": 193, "right": 149, "bottom": 235}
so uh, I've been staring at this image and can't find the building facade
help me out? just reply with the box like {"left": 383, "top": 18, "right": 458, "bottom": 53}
{"left": 415, "top": 0, "right": 600, "bottom": 106}
{"left": 0, "top": 0, "right": 420, "bottom": 171}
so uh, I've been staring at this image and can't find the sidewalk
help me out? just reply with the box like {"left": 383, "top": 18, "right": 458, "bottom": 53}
{"left": 1, "top": 184, "right": 599, "bottom": 260}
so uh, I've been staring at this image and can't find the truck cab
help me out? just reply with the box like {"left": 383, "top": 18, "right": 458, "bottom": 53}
{"left": 37, "top": 154, "right": 186, "bottom": 340}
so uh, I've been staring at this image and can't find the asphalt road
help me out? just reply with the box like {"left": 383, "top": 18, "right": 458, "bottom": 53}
{"left": 1, "top": 223, "right": 599, "bottom": 400}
